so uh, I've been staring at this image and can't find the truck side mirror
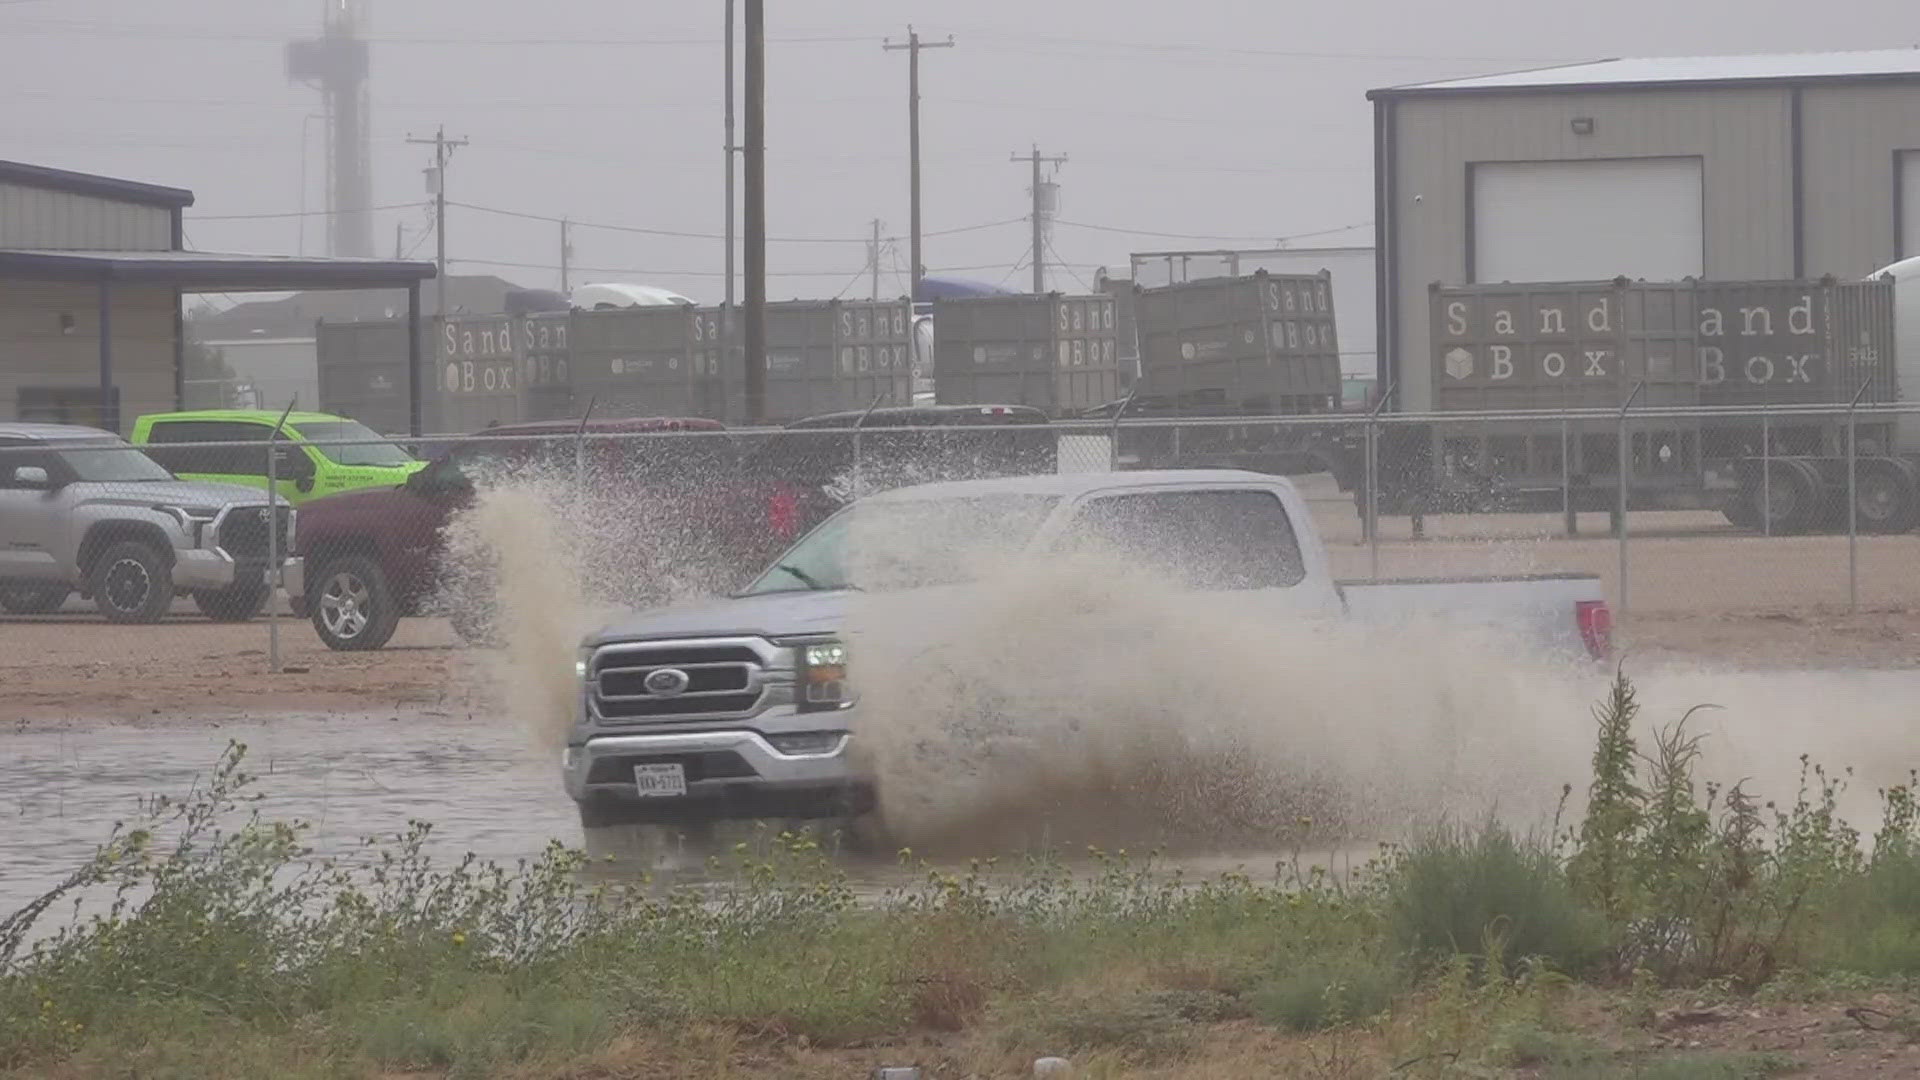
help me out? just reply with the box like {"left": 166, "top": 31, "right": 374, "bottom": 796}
{"left": 13, "top": 466, "right": 53, "bottom": 490}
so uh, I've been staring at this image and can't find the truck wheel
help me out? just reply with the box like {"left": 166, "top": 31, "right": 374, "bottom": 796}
{"left": 0, "top": 582, "right": 70, "bottom": 615}
{"left": 1853, "top": 459, "right": 1919, "bottom": 534}
{"left": 309, "top": 555, "right": 399, "bottom": 651}
{"left": 1755, "top": 459, "right": 1822, "bottom": 535}
{"left": 192, "top": 584, "right": 269, "bottom": 622}
{"left": 89, "top": 541, "right": 174, "bottom": 624}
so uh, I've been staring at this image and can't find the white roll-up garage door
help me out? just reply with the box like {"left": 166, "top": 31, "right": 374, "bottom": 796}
{"left": 1472, "top": 158, "right": 1705, "bottom": 283}
{"left": 1900, "top": 151, "right": 1920, "bottom": 261}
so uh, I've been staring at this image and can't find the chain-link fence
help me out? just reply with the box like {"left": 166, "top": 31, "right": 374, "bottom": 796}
{"left": 4, "top": 404, "right": 1918, "bottom": 678}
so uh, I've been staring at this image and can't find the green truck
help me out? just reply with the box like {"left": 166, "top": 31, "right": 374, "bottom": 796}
{"left": 130, "top": 410, "right": 425, "bottom": 505}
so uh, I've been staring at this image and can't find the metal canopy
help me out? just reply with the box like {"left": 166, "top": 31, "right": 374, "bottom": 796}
{"left": 0, "top": 248, "right": 435, "bottom": 291}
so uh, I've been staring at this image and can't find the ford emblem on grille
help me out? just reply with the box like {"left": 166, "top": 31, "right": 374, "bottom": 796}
{"left": 643, "top": 668, "right": 691, "bottom": 697}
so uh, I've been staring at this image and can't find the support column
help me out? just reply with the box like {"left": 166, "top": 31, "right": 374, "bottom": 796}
{"left": 97, "top": 281, "right": 116, "bottom": 433}
{"left": 407, "top": 280, "right": 424, "bottom": 437}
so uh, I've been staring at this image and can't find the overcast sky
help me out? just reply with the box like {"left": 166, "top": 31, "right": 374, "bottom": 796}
{"left": 4, "top": 1, "right": 1915, "bottom": 303}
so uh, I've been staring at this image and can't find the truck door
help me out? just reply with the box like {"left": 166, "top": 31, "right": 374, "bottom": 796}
{"left": 0, "top": 439, "right": 65, "bottom": 578}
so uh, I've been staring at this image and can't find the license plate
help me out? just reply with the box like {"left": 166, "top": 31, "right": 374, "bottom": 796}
{"left": 633, "top": 763, "right": 687, "bottom": 798}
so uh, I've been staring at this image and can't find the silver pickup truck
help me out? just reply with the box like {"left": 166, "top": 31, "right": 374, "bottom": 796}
{"left": 563, "top": 469, "right": 1610, "bottom": 834}
{"left": 0, "top": 423, "right": 295, "bottom": 622}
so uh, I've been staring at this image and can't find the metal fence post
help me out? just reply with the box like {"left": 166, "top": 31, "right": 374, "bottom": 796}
{"left": 1761, "top": 406, "right": 1772, "bottom": 538}
{"left": 573, "top": 394, "right": 598, "bottom": 488}
{"left": 1108, "top": 386, "right": 1137, "bottom": 472}
{"left": 1365, "top": 415, "right": 1379, "bottom": 578}
{"left": 1616, "top": 381, "right": 1645, "bottom": 615}
{"left": 1847, "top": 377, "right": 1871, "bottom": 613}
{"left": 1363, "top": 380, "right": 1396, "bottom": 576}
{"left": 1560, "top": 417, "right": 1573, "bottom": 537}
{"left": 266, "top": 399, "right": 296, "bottom": 675}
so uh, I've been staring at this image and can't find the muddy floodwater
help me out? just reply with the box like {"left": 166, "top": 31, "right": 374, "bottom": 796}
{"left": 0, "top": 712, "right": 1365, "bottom": 915}
{"left": 6, "top": 666, "right": 1918, "bottom": 916}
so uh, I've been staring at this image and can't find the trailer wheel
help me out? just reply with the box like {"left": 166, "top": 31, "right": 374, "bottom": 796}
{"left": 1853, "top": 458, "right": 1920, "bottom": 534}
{"left": 1754, "top": 459, "right": 1823, "bottom": 535}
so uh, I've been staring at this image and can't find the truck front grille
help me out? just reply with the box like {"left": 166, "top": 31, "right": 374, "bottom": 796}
{"left": 216, "top": 506, "right": 293, "bottom": 564}
{"left": 585, "top": 750, "right": 757, "bottom": 785}
{"left": 591, "top": 642, "right": 768, "bottom": 721}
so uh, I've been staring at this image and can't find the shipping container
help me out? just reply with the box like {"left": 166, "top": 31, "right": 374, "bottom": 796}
{"left": 1689, "top": 279, "right": 1896, "bottom": 409}
{"left": 762, "top": 299, "right": 914, "bottom": 422}
{"left": 315, "top": 315, "right": 526, "bottom": 435}
{"left": 1129, "top": 247, "right": 1376, "bottom": 379}
{"left": 570, "top": 305, "right": 726, "bottom": 421}
{"left": 518, "top": 311, "right": 576, "bottom": 421}
{"left": 1133, "top": 270, "right": 1342, "bottom": 414}
{"left": 930, "top": 293, "right": 1119, "bottom": 413}
{"left": 1429, "top": 280, "right": 1703, "bottom": 412}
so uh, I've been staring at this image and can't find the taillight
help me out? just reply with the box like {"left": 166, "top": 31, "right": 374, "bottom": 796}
{"left": 1575, "top": 600, "right": 1613, "bottom": 660}
{"left": 767, "top": 486, "right": 800, "bottom": 539}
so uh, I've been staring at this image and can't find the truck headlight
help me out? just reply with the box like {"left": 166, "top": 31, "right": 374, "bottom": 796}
{"left": 798, "top": 640, "right": 849, "bottom": 711}
{"left": 157, "top": 505, "right": 219, "bottom": 545}
{"left": 575, "top": 647, "right": 594, "bottom": 682}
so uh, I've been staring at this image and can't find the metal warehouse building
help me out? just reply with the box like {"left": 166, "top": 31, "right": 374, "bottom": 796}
{"left": 1370, "top": 48, "right": 1920, "bottom": 413}
{"left": 0, "top": 160, "right": 434, "bottom": 433}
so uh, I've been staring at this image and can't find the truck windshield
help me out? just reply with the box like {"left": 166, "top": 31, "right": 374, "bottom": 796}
{"left": 739, "top": 493, "right": 1059, "bottom": 595}
{"left": 296, "top": 421, "right": 416, "bottom": 468}
{"left": 52, "top": 441, "right": 177, "bottom": 483}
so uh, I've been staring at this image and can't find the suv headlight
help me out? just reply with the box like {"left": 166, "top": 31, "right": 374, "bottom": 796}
{"left": 797, "top": 640, "right": 849, "bottom": 711}
{"left": 157, "top": 505, "right": 220, "bottom": 543}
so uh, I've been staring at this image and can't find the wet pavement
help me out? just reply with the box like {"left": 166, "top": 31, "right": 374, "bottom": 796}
{"left": 1, "top": 714, "right": 576, "bottom": 914}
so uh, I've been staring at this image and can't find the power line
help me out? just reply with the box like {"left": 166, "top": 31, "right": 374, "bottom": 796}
{"left": 448, "top": 200, "right": 1023, "bottom": 245}
{"left": 452, "top": 256, "right": 1088, "bottom": 279}
{"left": 1051, "top": 218, "right": 1374, "bottom": 243}
{"left": 1044, "top": 237, "right": 1092, "bottom": 292}
{"left": 4, "top": 18, "right": 868, "bottom": 47}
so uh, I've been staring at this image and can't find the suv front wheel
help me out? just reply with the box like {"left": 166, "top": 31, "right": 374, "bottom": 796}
{"left": 90, "top": 540, "right": 174, "bottom": 624}
{"left": 310, "top": 554, "right": 399, "bottom": 651}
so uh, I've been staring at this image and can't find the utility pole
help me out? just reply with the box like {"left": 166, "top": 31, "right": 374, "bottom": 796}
{"left": 1012, "top": 146, "right": 1067, "bottom": 294}
{"left": 743, "top": 0, "right": 766, "bottom": 422}
{"left": 869, "top": 219, "right": 883, "bottom": 300}
{"left": 724, "top": 0, "right": 736, "bottom": 317}
{"left": 406, "top": 125, "right": 468, "bottom": 319}
{"left": 559, "top": 217, "right": 573, "bottom": 294}
{"left": 393, "top": 220, "right": 403, "bottom": 259}
{"left": 883, "top": 26, "right": 954, "bottom": 296}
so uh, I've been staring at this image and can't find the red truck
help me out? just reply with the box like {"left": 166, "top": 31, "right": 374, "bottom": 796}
{"left": 288, "top": 417, "right": 756, "bottom": 650}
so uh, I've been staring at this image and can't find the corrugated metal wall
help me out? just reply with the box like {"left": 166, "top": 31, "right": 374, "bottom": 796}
{"left": 0, "top": 183, "right": 173, "bottom": 251}
{"left": 1798, "top": 85, "right": 1920, "bottom": 275}
{"left": 1388, "top": 88, "right": 1795, "bottom": 411}
{"left": 0, "top": 282, "right": 174, "bottom": 431}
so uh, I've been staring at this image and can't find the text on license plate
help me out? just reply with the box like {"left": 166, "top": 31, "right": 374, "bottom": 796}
{"left": 633, "top": 763, "right": 687, "bottom": 797}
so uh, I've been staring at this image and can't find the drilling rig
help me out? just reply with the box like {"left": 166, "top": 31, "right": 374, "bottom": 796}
{"left": 287, "top": 0, "right": 374, "bottom": 258}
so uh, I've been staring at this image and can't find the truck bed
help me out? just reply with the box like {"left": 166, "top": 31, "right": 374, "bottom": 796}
{"left": 1336, "top": 572, "right": 1609, "bottom": 662}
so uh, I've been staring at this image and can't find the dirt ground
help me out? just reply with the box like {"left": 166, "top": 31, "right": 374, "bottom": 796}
{"left": 1, "top": 597, "right": 1915, "bottom": 726}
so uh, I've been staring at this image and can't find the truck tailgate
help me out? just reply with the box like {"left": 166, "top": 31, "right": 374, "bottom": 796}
{"left": 1337, "top": 573, "right": 1609, "bottom": 661}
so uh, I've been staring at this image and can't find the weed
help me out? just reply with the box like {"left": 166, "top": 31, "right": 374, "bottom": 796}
{"left": 1247, "top": 957, "right": 1395, "bottom": 1033}
{"left": 1386, "top": 820, "right": 1606, "bottom": 978}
